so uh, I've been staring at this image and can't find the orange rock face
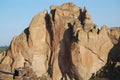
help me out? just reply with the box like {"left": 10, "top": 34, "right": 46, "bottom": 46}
{"left": 0, "top": 3, "right": 120, "bottom": 80}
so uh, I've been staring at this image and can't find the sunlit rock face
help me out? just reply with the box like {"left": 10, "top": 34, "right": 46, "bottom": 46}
{"left": 0, "top": 3, "right": 120, "bottom": 80}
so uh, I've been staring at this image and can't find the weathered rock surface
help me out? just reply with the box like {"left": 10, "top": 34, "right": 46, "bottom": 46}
{"left": 0, "top": 3, "right": 120, "bottom": 80}
{"left": 0, "top": 51, "right": 6, "bottom": 63}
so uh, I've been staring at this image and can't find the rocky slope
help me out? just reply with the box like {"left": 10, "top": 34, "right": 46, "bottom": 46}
{"left": 0, "top": 3, "right": 120, "bottom": 80}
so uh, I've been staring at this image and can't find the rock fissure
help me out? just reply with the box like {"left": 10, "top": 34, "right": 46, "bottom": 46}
{"left": 84, "top": 46, "right": 105, "bottom": 62}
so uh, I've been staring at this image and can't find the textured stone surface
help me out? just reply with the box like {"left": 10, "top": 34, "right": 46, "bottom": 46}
{"left": 14, "top": 67, "right": 39, "bottom": 80}
{"left": 0, "top": 51, "right": 6, "bottom": 63}
{"left": 0, "top": 2, "right": 120, "bottom": 80}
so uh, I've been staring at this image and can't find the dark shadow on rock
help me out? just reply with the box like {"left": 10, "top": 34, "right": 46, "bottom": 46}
{"left": 58, "top": 23, "right": 83, "bottom": 80}
{"left": 24, "top": 27, "right": 29, "bottom": 42}
{"left": 45, "top": 13, "right": 54, "bottom": 78}
{"left": 90, "top": 38, "right": 120, "bottom": 80}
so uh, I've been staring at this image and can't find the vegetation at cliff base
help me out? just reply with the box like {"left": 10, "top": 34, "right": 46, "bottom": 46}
{"left": 0, "top": 46, "right": 8, "bottom": 53}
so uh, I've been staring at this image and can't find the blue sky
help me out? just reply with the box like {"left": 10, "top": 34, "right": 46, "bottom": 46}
{"left": 0, "top": 0, "right": 120, "bottom": 46}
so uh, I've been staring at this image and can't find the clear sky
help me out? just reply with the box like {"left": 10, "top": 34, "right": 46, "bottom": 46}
{"left": 0, "top": 0, "right": 120, "bottom": 46}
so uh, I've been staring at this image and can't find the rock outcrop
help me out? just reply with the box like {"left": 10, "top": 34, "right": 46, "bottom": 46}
{"left": 0, "top": 3, "right": 120, "bottom": 80}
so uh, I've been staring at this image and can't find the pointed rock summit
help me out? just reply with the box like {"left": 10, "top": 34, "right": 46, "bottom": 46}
{"left": 0, "top": 3, "right": 120, "bottom": 80}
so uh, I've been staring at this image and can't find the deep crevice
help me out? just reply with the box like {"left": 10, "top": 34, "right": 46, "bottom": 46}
{"left": 45, "top": 13, "right": 54, "bottom": 78}
{"left": 24, "top": 27, "right": 29, "bottom": 43}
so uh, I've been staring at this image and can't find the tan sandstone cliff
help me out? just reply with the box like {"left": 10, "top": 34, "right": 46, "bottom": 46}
{"left": 0, "top": 3, "right": 120, "bottom": 80}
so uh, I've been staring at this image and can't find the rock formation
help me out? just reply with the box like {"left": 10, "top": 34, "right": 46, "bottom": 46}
{"left": 0, "top": 3, "right": 120, "bottom": 80}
